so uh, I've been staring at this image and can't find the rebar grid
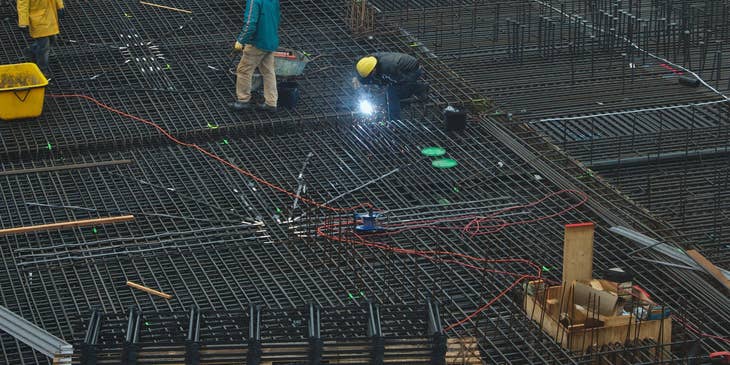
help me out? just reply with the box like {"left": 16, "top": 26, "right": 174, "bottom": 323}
{"left": 0, "top": 116, "right": 724, "bottom": 363}
{"left": 377, "top": 0, "right": 730, "bottom": 120}
{"left": 374, "top": 0, "right": 730, "bottom": 303}
{"left": 1, "top": 0, "right": 729, "bottom": 363}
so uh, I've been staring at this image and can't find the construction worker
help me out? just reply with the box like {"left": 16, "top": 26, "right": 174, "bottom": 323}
{"left": 17, "top": 0, "right": 65, "bottom": 76}
{"left": 353, "top": 52, "right": 429, "bottom": 120}
{"left": 230, "top": 0, "right": 280, "bottom": 113}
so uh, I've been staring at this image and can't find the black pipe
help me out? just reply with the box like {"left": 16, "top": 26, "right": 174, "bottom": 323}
{"left": 586, "top": 147, "right": 730, "bottom": 168}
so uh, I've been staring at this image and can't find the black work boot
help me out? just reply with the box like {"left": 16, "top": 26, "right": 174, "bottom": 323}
{"left": 256, "top": 103, "right": 277, "bottom": 113}
{"left": 229, "top": 100, "right": 252, "bottom": 111}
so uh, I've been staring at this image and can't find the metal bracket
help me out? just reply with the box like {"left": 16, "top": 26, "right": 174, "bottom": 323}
{"left": 81, "top": 309, "right": 102, "bottom": 365}
{"left": 307, "top": 303, "right": 323, "bottom": 364}
{"left": 185, "top": 307, "right": 201, "bottom": 365}
{"left": 0, "top": 305, "right": 73, "bottom": 364}
{"left": 247, "top": 305, "right": 262, "bottom": 365}
{"left": 121, "top": 307, "right": 141, "bottom": 365}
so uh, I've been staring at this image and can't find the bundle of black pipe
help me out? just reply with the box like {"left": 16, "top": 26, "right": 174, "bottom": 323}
{"left": 678, "top": 75, "right": 700, "bottom": 87}
{"left": 278, "top": 81, "right": 300, "bottom": 109}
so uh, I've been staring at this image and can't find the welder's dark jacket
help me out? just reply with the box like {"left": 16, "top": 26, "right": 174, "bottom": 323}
{"left": 359, "top": 52, "right": 420, "bottom": 86}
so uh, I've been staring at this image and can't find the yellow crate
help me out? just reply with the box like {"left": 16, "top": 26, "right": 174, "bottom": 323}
{"left": 0, "top": 63, "right": 49, "bottom": 120}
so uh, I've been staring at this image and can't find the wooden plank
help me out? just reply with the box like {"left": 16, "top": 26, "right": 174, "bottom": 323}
{"left": 572, "top": 281, "right": 619, "bottom": 316}
{"left": 446, "top": 337, "right": 481, "bottom": 364}
{"left": 126, "top": 281, "right": 173, "bottom": 300}
{"left": 686, "top": 249, "right": 730, "bottom": 292}
{"left": 0, "top": 215, "right": 135, "bottom": 236}
{"left": 562, "top": 223, "right": 595, "bottom": 287}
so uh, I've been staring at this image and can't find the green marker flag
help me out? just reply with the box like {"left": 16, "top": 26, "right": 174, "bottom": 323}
{"left": 421, "top": 146, "right": 446, "bottom": 157}
{"left": 432, "top": 158, "right": 458, "bottom": 169}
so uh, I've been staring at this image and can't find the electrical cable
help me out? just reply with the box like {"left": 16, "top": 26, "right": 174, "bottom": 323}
{"left": 45, "top": 92, "right": 727, "bottom": 342}
{"left": 317, "top": 189, "right": 590, "bottom": 331}
{"left": 46, "top": 93, "right": 583, "bottom": 332}
{"left": 47, "top": 94, "right": 372, "bottom": 214}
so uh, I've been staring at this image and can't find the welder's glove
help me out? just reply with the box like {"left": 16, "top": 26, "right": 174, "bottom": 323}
{"left": 234, "top": 41, "right": 243, "bottom": 51}
{"left": 351, "top": 77, "right": 361, "bottom": 90}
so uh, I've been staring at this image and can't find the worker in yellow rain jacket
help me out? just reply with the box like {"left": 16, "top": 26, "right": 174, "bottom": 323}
{"left": 17, "top": 0, "right": 65, "bottom": 75}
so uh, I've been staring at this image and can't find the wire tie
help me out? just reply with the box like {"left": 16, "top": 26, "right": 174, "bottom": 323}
{"left": 46, "top": 143, "right": 53, "bottom": 150}
{"left": 207, "top": 123, "right": 219, "bottom": 129}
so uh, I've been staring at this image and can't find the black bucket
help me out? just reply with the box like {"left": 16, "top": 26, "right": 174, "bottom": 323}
{"left": 445, "top": 110, "right": 468, "bottom": 131}
{"left": 277, "top": 81, "right": 300, "bottom": 109}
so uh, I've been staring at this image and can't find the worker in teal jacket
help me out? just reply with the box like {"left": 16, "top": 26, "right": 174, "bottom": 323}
{"left": 230, "top": 0, "right": 280, "bottom": 113}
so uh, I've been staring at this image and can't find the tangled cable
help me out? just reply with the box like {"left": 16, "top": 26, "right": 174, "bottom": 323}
{"left": 46, "top": 93, "right": 729, "bottom": 344}
{"left": 46, "top": 93, "right": 586, "bottom": 330}
{"left": 48, "top": 94, "right": 372, "bottom": 213}
{"left": 317, "top": 189, "right": 589, "bottom": 331}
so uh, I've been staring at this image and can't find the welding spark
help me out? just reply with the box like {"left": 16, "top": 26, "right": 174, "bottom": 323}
{"left": 359, "top": 99, "right": 375, "bottom": 115}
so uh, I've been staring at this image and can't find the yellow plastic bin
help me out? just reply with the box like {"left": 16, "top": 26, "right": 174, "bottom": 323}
{"left": 0, "top": 63, "right": 49, "bottom": 120}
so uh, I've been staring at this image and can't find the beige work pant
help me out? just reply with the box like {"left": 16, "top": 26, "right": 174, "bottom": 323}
{"left": 236, "top": 44, "right": 278, "bottom": 107}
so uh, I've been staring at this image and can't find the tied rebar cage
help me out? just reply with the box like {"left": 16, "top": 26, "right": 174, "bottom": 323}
{"left": 0, "top": 0, "right": 729, "bottom": 364}
{"left": 373, "top": 0, "right": 729, "bottom": 269}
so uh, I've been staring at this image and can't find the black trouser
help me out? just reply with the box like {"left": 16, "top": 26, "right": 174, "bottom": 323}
{"left": 385, "top": 68, "right": 428, "bottom": 120}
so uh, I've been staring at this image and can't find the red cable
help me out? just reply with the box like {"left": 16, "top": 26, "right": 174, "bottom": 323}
{"left": 46, "top": 94, "right": 729, "bottom": 343}
{"left": 48, "top": 94, "right": 371, "bottom": 213}
{"left": 46, "top": 93, "right": 579, "bottom": 332}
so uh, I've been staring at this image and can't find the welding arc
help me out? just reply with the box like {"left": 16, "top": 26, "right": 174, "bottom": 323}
{"left": 317, "top": 189, "right": 590, "bottom": 331}
{"left": 48, "top": 94, "right": 371, "bottom": 213}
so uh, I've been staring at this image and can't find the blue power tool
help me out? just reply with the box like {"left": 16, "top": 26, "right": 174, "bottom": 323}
{"left": 354, "top": 211, "right": 384, "bottom": 233}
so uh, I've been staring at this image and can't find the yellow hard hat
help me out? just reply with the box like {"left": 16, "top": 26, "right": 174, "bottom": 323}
{"left": 356, "top": 56, "right": 377, "bottom": 78}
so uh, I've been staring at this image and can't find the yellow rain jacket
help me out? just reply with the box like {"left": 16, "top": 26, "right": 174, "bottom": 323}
{"left": 17, "top": 0, "right": 65, "bottom": 39}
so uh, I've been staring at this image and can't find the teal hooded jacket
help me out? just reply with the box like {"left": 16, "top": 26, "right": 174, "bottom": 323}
{"left": 237, "top": 0, "right": 280, "bottom": 52}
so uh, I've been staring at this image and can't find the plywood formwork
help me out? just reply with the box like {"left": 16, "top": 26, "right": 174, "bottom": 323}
{"left": 523, "top": 284, "right": 672, "bottom": 354}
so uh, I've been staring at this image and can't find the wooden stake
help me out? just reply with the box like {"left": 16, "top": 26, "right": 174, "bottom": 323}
{"left": 0, "top": 216, "right": 135, "bottom": 236}
{"left": 686, "top": 249, "right": 730, "bottom": 292}
{"left": 126, "top": 281, "right": 173, "bottom": 300}
{"left": 139, "top": 1, "right": 193, "bottom": 14}
{"left": 562, "top": 222, "right": 595, "bottom": 286}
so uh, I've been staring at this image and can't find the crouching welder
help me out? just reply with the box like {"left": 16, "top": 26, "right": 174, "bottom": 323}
{"left": 353, "top": 52, "right": 429, "bottom": 120}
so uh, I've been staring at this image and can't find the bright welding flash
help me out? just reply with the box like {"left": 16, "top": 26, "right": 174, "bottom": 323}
{"left": 359, "top": 99, "right": 375, "bottom": 115}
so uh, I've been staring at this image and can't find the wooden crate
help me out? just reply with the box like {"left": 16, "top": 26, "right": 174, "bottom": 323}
{"left": 523, "top": 285, "right": 671, "bottom": 354}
